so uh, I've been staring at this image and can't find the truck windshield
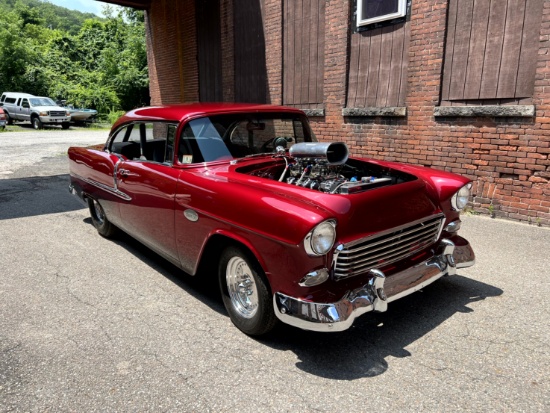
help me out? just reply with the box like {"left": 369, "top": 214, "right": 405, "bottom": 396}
{"left": 30, "top": 98, "right": 57, "bottom": 106}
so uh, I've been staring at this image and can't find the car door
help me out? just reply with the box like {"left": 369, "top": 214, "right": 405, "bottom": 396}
{"left": 110, "top": 122, "right": 181, "bottom": 264}
{"left": 12, "top": 98, "right": 23, "bottom": 120}
{"left": 20, "top": 98, "right": 31, "bottom": 122}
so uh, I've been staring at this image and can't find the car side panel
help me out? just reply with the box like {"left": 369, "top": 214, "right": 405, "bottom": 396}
{"left": 68, "top": 147, "right": 122, "bottom": 226}
{"left": 115, "top": 161, "right": 180, "bottom": 263}
{"left": 173, "top": 168, "right": 329, "bottom": 277}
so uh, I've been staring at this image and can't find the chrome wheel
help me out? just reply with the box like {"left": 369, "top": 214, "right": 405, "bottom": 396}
{"left": 87, "top": 197, "right": 117, "bottom": 238}
{"left": 92, "top": 199, "right": 105, "bottom": 225}
{"left": 225, "top": 256, "right": 259, "bottom": 319}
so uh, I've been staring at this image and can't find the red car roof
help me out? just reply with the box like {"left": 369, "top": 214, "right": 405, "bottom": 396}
{"left": 112, "top": 103, "right": 306, "bottom": 130}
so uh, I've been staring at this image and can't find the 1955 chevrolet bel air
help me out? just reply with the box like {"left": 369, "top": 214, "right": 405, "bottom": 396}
{"left": 68, "top": 103, "right": 475, "bottom": 336}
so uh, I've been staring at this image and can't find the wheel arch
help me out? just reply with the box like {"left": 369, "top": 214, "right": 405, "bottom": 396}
{"left": 195, "top": 232, "right": 271, "bottom": 289}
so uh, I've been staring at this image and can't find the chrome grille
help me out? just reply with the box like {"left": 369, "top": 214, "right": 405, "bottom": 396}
{"left": 334, "top": 214, "right": 445, "bottom": 279}
{"left": 49, "top": 111, "right": 66, "bottom": 117}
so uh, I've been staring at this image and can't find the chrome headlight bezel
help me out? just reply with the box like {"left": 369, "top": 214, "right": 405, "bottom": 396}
{"left": 304, "top": 220, "right": 337, "bottom": 256}
{"left": 451, "top": 183, "right": 472, "bottom": 211}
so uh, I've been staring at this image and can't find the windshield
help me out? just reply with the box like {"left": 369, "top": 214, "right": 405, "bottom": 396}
{"left": 30, "top": 97, "right": 57, "bottom": 106}
{"left": 178, "top": 113, "right": 316, "bottom": 164}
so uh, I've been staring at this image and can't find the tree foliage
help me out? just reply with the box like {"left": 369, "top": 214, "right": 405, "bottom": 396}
{"left": 0, "top": 0, "right": 149, "bottom": 115}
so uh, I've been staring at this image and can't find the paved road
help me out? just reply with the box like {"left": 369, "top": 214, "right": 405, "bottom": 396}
{"left": 0, "top": 129, "right": 548, "bottom": 412}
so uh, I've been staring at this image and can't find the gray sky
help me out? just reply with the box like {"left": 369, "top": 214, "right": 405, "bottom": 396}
{"left": 43, "top": 0, "right": 111, "bottom": 17}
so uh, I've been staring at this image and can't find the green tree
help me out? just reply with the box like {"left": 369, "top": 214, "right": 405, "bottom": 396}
{"left": 0, "top": 1, "right": 149, "bottom": 116}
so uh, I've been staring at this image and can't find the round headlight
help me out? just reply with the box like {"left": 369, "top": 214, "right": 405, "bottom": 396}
{"left": 451, "top": 183, "right": 472, "bottom": 210}
{"left": 304, "top": 220, "right": 336, "bottom": 256}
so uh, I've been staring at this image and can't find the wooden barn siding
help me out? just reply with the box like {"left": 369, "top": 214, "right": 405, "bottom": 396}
{"left": 196, "top": 0, "right": 223, "bottom": 102}
{"left": 234, "top": 0, "right": 268, "bottom": 103}
{"left": 346, "top": 21, "right": 410, "bottom": 108}
{"left": 282, "top": 0, "right": 325, "bottom": 108}
{"left": 441, "top": 0, "right": 544, "bottom": 102}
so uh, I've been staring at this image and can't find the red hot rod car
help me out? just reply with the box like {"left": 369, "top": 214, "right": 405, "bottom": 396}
{"left": 68, "top": 104, "right": 475, "bottom": 336}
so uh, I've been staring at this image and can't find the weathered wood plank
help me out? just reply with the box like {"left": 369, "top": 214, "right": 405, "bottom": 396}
{"left": 293, "top": 0, "right": 303, "bottom": 104}
{"left": 398, "top": 20, "right": 410, "bottom": 106}
{"left": 355, "top": 32, "right": 371, "bottom": 107}
{"left": 308, "top": 0, "right": 319, "bottom": 104}
{"left": 497, "top": 0, "right": 526, "bottom": 98}
{"left": 449, "top": 0, "right": 474, "bottom": 100}
{"left": 316, "top": 0, "right": 325, "bottom": 105}
{"left": 516, "top": 0, "right": 544, "bottom": 97}
{"left": 463, "top": 0, "right": 491, "bottom": 99}
{"left": 366, "top": 28, "right": 382, "bottom": 106}
{"left": 479, "top": 0, "right": 507, "bottom": 98}
{"left": 376, "top": 25, "right": 394, "bottom": 107}
{"left": 386, "top": 22, "right": 405, "bottom": 107}
{"left": 300, "top": 0, "right": 311, "bottom": 104}
{"left": 234, "top": 0, "right": 267, "bottom": 103}
{"left": 441, "top": 0, "right": 459, "bottom": 100}
{"left": 283, "top": 0, "right": 293, "bottom": 105}
{"left": 347, "top": 33, "right": 361, "bottom": 107}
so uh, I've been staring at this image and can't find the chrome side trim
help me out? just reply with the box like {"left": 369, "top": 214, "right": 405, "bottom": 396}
{"left": 73, "top": 173, "right": 131, "bottom": 201}
{"left": 274, "top": 239, "right": 473, "bottom": 332}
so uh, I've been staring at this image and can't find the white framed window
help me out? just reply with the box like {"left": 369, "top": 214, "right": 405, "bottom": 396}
{"left": 357, "top": 0, "right": 407, "bottom": 27}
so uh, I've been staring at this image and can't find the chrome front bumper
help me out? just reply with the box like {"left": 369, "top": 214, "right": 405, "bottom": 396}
{"left": 273, "top": 238, "right": 475, "bottom": 332}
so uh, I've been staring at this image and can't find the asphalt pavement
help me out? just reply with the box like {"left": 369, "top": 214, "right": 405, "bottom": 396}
{"left": 0, "top": 128, "right": 548, "bottom": 412}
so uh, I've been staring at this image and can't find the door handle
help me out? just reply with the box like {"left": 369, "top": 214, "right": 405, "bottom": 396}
{"left": 119, "top": 168, "right": 138, "bottom": 177}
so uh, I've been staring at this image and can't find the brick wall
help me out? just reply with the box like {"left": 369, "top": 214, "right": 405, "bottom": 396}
{"left": 147, "top": 0, "right": 198, "bottom": 104}
{"left": 145, "top": 0, "right": 550, "bottom": 226}
{"left": 306, "top": 0, "right": 549, "bottom": 226}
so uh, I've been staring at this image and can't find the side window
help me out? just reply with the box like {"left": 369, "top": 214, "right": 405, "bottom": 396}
{"left": 165, "top": 124, "right": 177, "bottom": 164}
{"left": 22, "top": 99, "right": 29, "bottom": 108}
{"left": 179, "top": 119, "right": 232, "bottom": 164}
{"left": 110, "top": 122, "right": 177, "bottom": 163}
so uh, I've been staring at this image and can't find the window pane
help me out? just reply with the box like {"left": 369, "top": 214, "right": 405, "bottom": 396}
{"left": 362, "top": 0, "right": 399, "bottom": 20}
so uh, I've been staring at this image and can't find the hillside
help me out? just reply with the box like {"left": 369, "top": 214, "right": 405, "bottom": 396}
{"left": 0, "top": 0, "right": 100, "bottom": 35}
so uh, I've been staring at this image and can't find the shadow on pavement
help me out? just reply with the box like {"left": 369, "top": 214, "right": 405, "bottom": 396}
{"left": 261, "top": 275, "right": 502, "bottom": 380}
{"left": 88, "top": 220, "right": 503, "bottom": 381}
{"left": 0, "top": 174, "right": 85, "bottom": 220}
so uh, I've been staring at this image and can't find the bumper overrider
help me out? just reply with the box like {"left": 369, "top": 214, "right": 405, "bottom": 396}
{"left": 273, "top": 238, "right": 475, "bottom": 332}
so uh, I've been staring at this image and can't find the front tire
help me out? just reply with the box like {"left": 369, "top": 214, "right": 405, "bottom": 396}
{"left": 87, "top": 198, "right": 117, "bottom": 238}
{"left": 6, "top": 112, "right": 13, "bottom": 125}
{"left": 62, "top": 122, "right": 70, "bottom": 130}
{"left": 218, "top": 246, "right": 278, "bottom": 336}
{"left": 32, "top": 117, "right": 43, "bottom": 130}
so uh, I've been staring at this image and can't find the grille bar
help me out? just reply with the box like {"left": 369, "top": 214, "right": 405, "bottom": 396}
{"left": 342, "top": 219, "right": 441, "bottom": 255}
{"left": 336, "top": 232, "right": 437, "bottom": 268}
{"left": 334, "top": 214, "right": 444, "bottom": 278}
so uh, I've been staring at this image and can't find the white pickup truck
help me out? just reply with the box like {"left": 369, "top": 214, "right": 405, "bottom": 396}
{"left": 0, "top": 92, "right": 71, "bottom": 129}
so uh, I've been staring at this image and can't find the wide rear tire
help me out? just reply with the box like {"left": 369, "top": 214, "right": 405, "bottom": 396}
{"left": 218, "top": 246, "right": 278, "bottom": 336}
{"left": 88, "top": 198, "right": 117, "bottom": 238}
